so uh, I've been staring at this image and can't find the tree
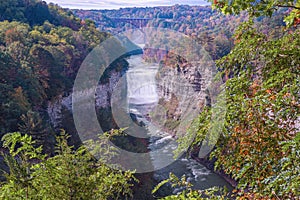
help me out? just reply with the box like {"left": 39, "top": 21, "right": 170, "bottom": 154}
{"left": 208, "top": 0, "right": 300, "bottom": 26}
{"left": 173, "top": 1, "right": 299, "bottom": 199}
{"left": 152, "top": 173, "right": 228, "bottom": 199}
{"left": 18, "top": 110, "right": 53, "bottom": 153}
{"left": 0, "top": 131, "right": 136, "bottom": 200}
{"left": 0, "top": 50, "right": 31, "bottom": 135}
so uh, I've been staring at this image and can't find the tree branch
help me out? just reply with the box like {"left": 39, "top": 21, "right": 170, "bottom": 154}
{"left": 261, "top": 0, "right": 300, "bottom": 10}
{"left": 275, "top": 4, "right": 300, "bottom": 10}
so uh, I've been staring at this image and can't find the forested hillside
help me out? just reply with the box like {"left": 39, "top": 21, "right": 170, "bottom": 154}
{"left": 0, "top": 0, "right": 111, "bottom": 148}
{"left": 74, "top": 5, "right": 245, "bottom": 34}
{"left": 0, "top": 0, "right": 299, "bottom": 199}
{"left": 0, "top": 1, "right": 136, "bottom": 199}
{"left": 73, "top": 5, "right": 286, "bottom": 61}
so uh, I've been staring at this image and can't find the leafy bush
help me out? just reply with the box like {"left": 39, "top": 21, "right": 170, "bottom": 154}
{"left": 0, "top": 131, "right": 136, "bottom": 200}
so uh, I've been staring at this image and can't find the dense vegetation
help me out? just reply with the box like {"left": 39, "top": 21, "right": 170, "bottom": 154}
{"left": 73, "top": 5, "right": 245, "bottom": 61}
{"left": 75, "top": 3, "right": 299, "bottom": 199}
{"left": 74, "top": 5, "right": 287, "bottom": 61}
{"left": 0, "top": 0, "right": 299, "bottom": 199}
{"left": 0, "top": 131, "right": 135, "bottom": 199}
{"left": 0, "top": 1, "right": 137, "bottom": 199}
{"left": 170, "top": 0, "right": 300, "bottom": 199}
{"left": 0, "top": 0, "right": 111, "bottom": 149}
{"left": 74, "top": 5, "right": 246, "bottom": 35}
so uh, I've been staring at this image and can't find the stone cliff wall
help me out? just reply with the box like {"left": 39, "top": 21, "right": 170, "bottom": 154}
{"left": 47, "top": 67, "right": 127, "bottom": 130}
{"left": 152, "top": 52, "right": 215, "bottom": 135}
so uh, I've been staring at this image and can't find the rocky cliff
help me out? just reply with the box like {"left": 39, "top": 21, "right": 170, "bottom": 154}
{"left": 146, "top": 49, "right": 215, "bottom": 135}
{"left": 47, "top": 61, "right": 128, "bottom": 135}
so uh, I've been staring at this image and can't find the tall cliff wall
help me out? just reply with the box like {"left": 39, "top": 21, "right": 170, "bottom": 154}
{"left": 148, "top": 50, "right": 216, "bottom": 135}
{"left": 47, "top": 63, "right": 128, "bottom": 133}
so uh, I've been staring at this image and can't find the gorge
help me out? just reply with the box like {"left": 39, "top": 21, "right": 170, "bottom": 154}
{"left": 47, "top": 46, "right": 232, "bottom": 198}
{"left": 1, "top": 1, "right": 298, "bottom": 199}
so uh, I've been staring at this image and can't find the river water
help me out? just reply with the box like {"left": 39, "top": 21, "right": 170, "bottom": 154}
{"left": 124, "top": 55, "right": 232, "bottom": 196}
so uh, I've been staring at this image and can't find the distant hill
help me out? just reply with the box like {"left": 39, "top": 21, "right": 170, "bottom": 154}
{"left": 73, "top": 5, "right": 247, "bottom": 36}
{"left": 0, "top": 0, "right": 84, "bottom": 29}
{"left": 73, "top": 5, "right": 285, "bottom": 61}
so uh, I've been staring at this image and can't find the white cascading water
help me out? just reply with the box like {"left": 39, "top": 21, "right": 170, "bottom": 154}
{"left": 127, "top": 56, "right": 158, "bottom": 108}
{"left": 125, "top": 55, "right": 232, "bottom": 193}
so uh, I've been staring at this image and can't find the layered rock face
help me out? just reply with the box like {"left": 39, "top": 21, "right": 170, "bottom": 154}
{"left": 47, "top": 66, "right": 127, "bottom": 131}
{"left": 148, "top": 50, "right": 216, "bottom": 135}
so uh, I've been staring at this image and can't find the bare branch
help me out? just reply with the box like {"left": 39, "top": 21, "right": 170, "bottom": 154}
{"left": 275, "top": 4, "right": 300, "bottom": 10}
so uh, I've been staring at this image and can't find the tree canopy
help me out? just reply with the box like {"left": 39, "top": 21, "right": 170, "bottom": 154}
{"left": 0, "top": 131, "right": 136, "bottom": 200}
{"left": 209, "top": 0, "right": 300, "bottom": 26}
{"left": 172, "top": 0, "right": 299, "bottom": 199}
{"left": 0, "top": 0, "right": 112, "bottom": 149}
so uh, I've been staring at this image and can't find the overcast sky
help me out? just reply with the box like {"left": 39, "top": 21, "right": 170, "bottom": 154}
{"left": 44, "top": 0, "right": 210, "bottom": 10}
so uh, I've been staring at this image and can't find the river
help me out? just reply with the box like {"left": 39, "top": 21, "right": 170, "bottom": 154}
{"left": 123, "top": 55, "right": 232, "bottom": 197}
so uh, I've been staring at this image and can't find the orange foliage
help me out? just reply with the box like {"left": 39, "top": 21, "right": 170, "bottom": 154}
{"left": 249, "top": 80, "right": 260, "bottom": 96}
{"left": 266, "top": 89, "right": 272, "bottom": 94}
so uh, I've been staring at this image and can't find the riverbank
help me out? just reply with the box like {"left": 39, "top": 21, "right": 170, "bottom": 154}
{"left": 191, "top": 154, "right": 237, "bottom": 188}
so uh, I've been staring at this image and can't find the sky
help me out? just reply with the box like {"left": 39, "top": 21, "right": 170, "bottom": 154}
{"left": 44, "top": 0, "right": 210, "bottom": 10}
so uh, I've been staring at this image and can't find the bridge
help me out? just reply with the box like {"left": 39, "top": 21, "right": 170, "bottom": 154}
{"left": 109, "top": 18, "right": 151, "bottom": 28}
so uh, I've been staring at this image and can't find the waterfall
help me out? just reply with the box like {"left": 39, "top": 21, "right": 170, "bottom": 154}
{"left": 126, "top": 55, "right": 159, "bottom": 115}
{"left": 125, "top": 55, "right": 232, "bottom": 194}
